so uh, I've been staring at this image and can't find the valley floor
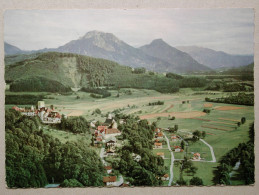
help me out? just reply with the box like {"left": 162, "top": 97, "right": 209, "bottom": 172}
{"left": 5, "top": 88, "right": 254, "bottom": 186}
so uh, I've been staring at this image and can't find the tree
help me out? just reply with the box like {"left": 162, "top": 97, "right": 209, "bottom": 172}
{"left": 241, "top": 117, "right": 246, "bottom": 124}
{"left": 61, "top": 179, "right": 83, "bottom": 187}
{"left": 174, "top": 124, "right": 178, "bottom": 131}
{"left": 202, "top": 131, "right": 206, "bottom": 139}
{"left": 193, "top": 130, "right": 201, "bottom": 141}
{"left": 181, "top": 140, "right": 185, "bottom": 150}
{"left": 190, "top": 177, "right": 203, "bottom": 185}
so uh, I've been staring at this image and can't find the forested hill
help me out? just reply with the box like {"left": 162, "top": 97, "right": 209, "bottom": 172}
{"left": 5, "top": 52, "right": 176, "bottom": 93}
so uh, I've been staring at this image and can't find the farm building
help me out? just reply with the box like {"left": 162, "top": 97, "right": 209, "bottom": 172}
{"left": 156, "top": 132, "right": 163, "bottom": 138}
{"left": 103, "top": 176, "right": 117, "bottom": 186}
{"left": 192, "top": 153, "right": 201, "bottom": 161}
{"left": 174, "top": 146, "right": 182, "bottom": 152}
{"left": 161, "top": 174, "right": 169, "bottom": 181}
{"left": 132, "top": 153, "right": 141, "bottom": 162}
{"left": 154, "top": 142, "right": 162, "bottom": 149}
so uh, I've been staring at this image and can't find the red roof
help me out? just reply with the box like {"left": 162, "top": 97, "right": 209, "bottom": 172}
{"left": 12, "top": 106, "right": 20, "bottom": 111}
{"left": 104, "top": 166, "right": 112, "bottom": 170}
{"left": 163, "top": 174, "right": 169, "bottom": 178}
{"left": 194, "top": 153, "right": 200, "bottom": 156}
{"left": 106, "top": 128, "right": 121, "bottom": 134}
{"left": 157, "top": 132, "right": 163, "bottom": 137}
{"left": 98, "top": 126, "right": 107, "bottom": 131}
{"left": 103, "top": 176, "right": 116, "bottom": 183}
{"left": 154, "top": 143, "right": 162, "bottom": 146}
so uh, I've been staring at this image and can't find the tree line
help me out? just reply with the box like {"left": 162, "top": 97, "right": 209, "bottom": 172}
{"left": 5, "top": 109, "right": 104, "bottom": 188}
{"left": 81, "top": 87, "right": 111, "bottom": 98}
{"left": 5, "top": 94, "right": 46, "bottom": 105}
{"left": 205, "top": 93, "right": 254, "bottom": 106}
{"left": 10, "top": 76, "right": 71, "bottom": 93}
{"left": 213, "top": 122, "right": 254, "bottom": 185}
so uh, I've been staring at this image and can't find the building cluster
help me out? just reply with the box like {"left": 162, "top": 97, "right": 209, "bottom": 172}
{"left": 92, "top": 114, "right": 121, "bottom": 156}
{"left": 12, "top": 101, "right": 62, "bottom": 124}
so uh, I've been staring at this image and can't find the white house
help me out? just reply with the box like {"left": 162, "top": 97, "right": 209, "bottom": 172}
{"left": 104, "top": 166, "right": 112, "bottom": 174}
{"left": 132, "top": 153, "right": 142, "bottom": 162}
{"left": 161, "top": 174, "right": 169, "bottom": 181}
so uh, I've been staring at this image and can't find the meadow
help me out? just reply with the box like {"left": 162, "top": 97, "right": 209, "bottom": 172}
{"left": 5, "top": 87, "right": 254, "bottom": 186}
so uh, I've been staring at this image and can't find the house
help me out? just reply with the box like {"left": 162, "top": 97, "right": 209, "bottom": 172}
{"left": 106, "top": 149, "right": 116, "bottom": 156}
{"left": 171, "top": 134, "right": 177, "bottom": 142}
{"left": 193, "top": 153, "right": 201, "bottom": 161}
{"left": 156, "top": 132, "right": 163, "bottom": 138}
{"left": 12, "top": 106, "right": 36, "bottom": 117}
{"left": 46, "top": 111, "right": 61, "bottom": 123}
{"left": 103, "top": 118, "right": 118, "bottom": 129}
{"left": 161, "top": 174, "right": 169, "bottom": 181}
{"left": 154, "top": 142, "right": 162, "bottom": 149}
{"left": 132, "top": 153, "right": 141, "bottom": 162}
{"left": 104, "top": 166, "right": 112, "bottom": 174}
{"left": 106, "top": 137, "right": 116, "bottom": 147}
{"left": 98, "top": 126, "right": 108, "bottom": 134}
{"left": 155, "top": 128, "right": 161, "bottom": 133}
{"left": 156, "top": 152, "right": 165, "bottom": 159}
{"left": 38, "top": 101, "right": 45, "bottom": 109}
{"left": 119, "top": 119, "right": 126, "bottom": 125}
{"left": 90, "top": 120, "right": 97, "bottom": 128}
{"left": 174, "top": 146, "right": 182, "bottom": 152}
{"left": 103, "top": 176, "right": 117, "bottom": 186}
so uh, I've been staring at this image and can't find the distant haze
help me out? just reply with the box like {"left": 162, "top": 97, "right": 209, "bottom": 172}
{"left": 4, "top": 9, "right": 254, "bottom": 55}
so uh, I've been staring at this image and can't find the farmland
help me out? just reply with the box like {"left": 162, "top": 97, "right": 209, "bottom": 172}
{"left": 5, "top": 87, "right": 254, "bottom": 186}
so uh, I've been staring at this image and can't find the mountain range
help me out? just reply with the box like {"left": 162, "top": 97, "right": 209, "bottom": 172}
{"left": 4, "top": 31, "right": 254, "bottom": 73}
{"left": 176, "top": 46, "right": 254, "bottom": 69}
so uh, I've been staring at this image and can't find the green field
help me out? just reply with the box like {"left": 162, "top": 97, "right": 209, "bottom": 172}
{"left": 5, "top": 87, "right": 254, "bottom": 186}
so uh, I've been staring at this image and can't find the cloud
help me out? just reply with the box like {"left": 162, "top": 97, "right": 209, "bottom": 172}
{"left": 4, "top": 9, "right": 254, "bottom": 55}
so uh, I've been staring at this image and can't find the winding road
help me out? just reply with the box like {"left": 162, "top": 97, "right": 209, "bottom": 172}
{"left": 200, "top": 139, "right": 216, "bottom": 163}
{"left": 164, "top": 134, "right": 175, "bottom": 186}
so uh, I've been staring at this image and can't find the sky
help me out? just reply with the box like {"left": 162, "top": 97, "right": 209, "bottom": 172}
{"left": 4, "top": 9, "right": 254, "bottom": 55}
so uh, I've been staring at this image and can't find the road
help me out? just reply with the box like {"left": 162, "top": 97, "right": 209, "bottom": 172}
{"left": 164, "top": 134, "right": 175, "bottom": 186}
{"left": 114, "top": 175, "right": 124, "bottom": 186}
{"left": 99, "top": 148, "right": 107, "bottom": 166}
{"left": 200, "top": 139, "right": 216, "bottom": 163}
{"left": 100, "top": 147, "right": 124, "bottom": 186}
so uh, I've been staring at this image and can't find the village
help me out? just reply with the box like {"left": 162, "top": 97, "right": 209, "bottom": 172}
{"left": 11, "top": 100, "right": 220, "bottom": 187}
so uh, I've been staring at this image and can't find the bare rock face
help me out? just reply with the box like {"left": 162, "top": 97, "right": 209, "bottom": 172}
{"left": 59, "top": 57, "right": 82, "bottom": 88}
